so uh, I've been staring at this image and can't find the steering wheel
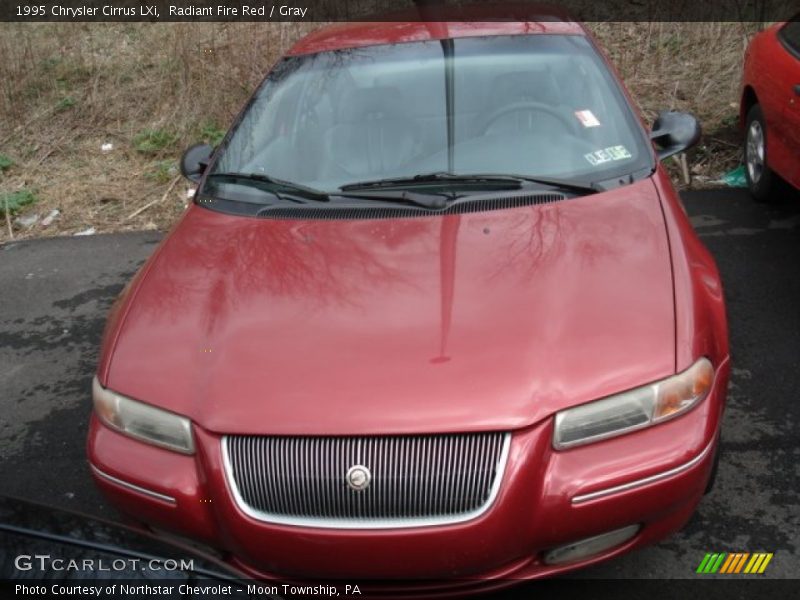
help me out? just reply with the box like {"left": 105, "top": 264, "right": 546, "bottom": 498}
{"left": 479, "top": 101, "right": 575, "bottom": 136}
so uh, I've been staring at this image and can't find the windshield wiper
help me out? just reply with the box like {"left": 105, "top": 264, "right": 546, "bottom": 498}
{"left": 340, "top": 172, "right": 599, "bottom": 195}
{"left": 332, "top": 189, "right": 455, "bottom": 210}
{"left": 491, "top": 173, "right": 600, "bottom": 195}
{"left": 208, "top": 172, "right": 329, "bottom": 202}
{"left": 340, "top": 172, "right": 522, "bottom": 191}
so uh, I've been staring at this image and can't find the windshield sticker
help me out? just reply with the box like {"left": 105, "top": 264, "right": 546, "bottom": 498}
{"left": 606, "top": 145, "right": 632, "bottom": 160}
{"left": 585, "top": 145, "right": 632, "bottom": 166}
{"left": 575, "top": 109, "right": 601, "bottom": 128}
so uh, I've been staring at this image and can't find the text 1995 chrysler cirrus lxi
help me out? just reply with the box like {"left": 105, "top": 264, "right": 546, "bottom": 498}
{"left": 87, "top": 7, "right": 729, "bottom": 589}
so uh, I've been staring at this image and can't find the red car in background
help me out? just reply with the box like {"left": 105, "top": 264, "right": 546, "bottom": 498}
{"left": 87, "top": 7, "right": 729, "bottom": 588}
{"left": 741, "top": 17, "right": 800, "bottom": 200}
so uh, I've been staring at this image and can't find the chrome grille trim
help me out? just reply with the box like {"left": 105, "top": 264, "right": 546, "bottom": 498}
{"left": 222, "top": 433, "right": 510, "bottom": 529}
{"left": 90, "top": 464, "right": 176, "bottom": 505}
{"left": 571, "top": 438, "right": 716, "bottom": 505}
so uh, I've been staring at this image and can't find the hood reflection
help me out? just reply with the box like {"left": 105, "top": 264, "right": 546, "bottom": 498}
{"left": 108, "top": 185, "right": 676, "bottom": 435}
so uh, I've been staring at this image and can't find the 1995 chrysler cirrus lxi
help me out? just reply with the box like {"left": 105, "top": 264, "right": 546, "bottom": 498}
{"left": 87, "top": 7, "right": 730, "bottom": 588}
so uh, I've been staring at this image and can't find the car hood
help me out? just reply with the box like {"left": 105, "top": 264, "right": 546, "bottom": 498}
{"left": 106, "top": 179, "right": 675, "bottom": 435}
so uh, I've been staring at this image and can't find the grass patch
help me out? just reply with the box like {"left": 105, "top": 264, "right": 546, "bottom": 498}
{"left": 0, "top": 189, "right": 38, "bottom": 217}
{"left": 0, "top": 154, "right": 13, "bottom": 171}
{"left": 133, "top": 128, "right": 178, "bottom": 156}
{"left": 198, "top": 121, "right": 226, "bottom": 146}
{"left": 55, "top": 64, "right": 93, "bottom": 88}
{"left": 720, "top": 114, "right": 739, "bottom": 129}
{"left": 39, "top": 56, "right": 61, "bottom": 72}
{"left": 55, "top": 96, "right": 77, "bottom": 111}
{"left": 146, "top": 159, "right": 177, "bottom": 184}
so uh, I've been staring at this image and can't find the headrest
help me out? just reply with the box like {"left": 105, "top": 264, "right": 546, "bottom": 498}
{"left": 489, "top": 69, "right": 561, "bottom": 107}
{"left": 338, "top": 86, "right": 407, "bottom": 122}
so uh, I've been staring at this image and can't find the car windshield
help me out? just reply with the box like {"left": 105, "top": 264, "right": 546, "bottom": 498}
{"left": 206, "top": 34, "right": 652, "bottom": 200}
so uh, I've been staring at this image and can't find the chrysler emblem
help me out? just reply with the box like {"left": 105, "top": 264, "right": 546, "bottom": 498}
{"left": 346, "top": 465, "right": 371, "bottom": 491}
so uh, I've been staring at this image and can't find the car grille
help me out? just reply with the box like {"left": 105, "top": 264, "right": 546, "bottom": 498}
{"left": 223, "top": 432, "right": 510, "bottom": 529}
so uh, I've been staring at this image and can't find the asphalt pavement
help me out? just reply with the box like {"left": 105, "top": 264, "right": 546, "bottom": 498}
{"left": 1, "top": 189, "right": 798, "bottom": 580}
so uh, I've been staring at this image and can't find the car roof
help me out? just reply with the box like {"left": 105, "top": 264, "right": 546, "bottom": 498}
{"left": 287, "top": 3, "right": 585, "bottom": 56}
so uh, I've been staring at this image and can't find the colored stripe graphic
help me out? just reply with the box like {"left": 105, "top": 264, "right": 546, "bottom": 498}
{"left": 735, "top": 553, "right": 749, "bottom": 573}
{"left": 707, "top": 553, "right": 721, "bottom": 573}
{"left": 697, "top": 553, "right": 727, "bottom": 573}
{"left": 745, "top": 554, "right": 762, "bottom": 573}
{"left": 758, "top": 553, "right": 773, "bottom": 573}
{"left": 730, "top": 553, "right": 739, "bottom": 573}
{"left": 696, "top": 553, "right": 712, "bottom": 573}
{"left": 721, "top": 553, "right": 739, "bottom": 573}
{"left": 698, "top": 552, "right": 773, "bottom": 574}
{"left": 710, "top": 553, "right": 726, "bottom": 573}
{"left": 719, "top": 553, "right": 736, "bottom": 573}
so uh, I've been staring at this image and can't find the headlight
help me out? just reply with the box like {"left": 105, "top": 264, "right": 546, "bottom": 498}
{"left": 92, "top": 376, "right": 195, "bottom": 454}
{"left": 553, "top": 358, "right": 714, "bottom": 450}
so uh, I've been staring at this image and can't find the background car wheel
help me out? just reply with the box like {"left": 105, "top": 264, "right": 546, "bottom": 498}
{"left": 744, "top": 104, "right": 778, "bottom": 202}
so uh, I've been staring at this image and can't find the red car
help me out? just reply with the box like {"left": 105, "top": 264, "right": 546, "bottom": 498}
{"left": 741, "top": 17, "right": 800, "bottom": 200}
{"left": 88, "top": 9, "right": 730, "bottom": 588}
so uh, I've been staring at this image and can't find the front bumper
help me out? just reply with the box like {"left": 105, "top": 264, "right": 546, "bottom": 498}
{"left": 87, "top": 358, "right": 728, "bottom": 581}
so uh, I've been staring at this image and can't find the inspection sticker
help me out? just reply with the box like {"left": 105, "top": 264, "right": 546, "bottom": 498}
{"left": 584, "top": 145, "right": 632, "bottom": 166}
{"left": 574, "top": 109, "right": 601, "bottom": 128}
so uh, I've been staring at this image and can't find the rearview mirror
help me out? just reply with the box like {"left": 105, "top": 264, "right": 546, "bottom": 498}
{"left": 180, "top": 143, "right": 214, "bottom": 183}
{"left": 650, "top": 111, "right": 701, "bottom": 160}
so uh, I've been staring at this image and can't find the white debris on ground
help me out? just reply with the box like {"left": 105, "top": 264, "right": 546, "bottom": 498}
{"left": 73, "top": 227, "right": 96, "bottom": 236}
{"left": 41, "top": 209, "right": 60, "bottom": 226}
{"left": 14, "top": 213, "right": 40, "bottom": 229}
{"left": 101, "top": 142, "right": 114, "bottom": 153}
{"left": 184, "top": 187, "right": 197, "bottom": 209}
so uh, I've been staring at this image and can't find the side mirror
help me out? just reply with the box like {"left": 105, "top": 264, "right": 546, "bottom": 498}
{"left": 180, "top": 143, "right": 214, "bottom": 183}
{"left": 650, "top": 111, "right": 701, "bottom": 160}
